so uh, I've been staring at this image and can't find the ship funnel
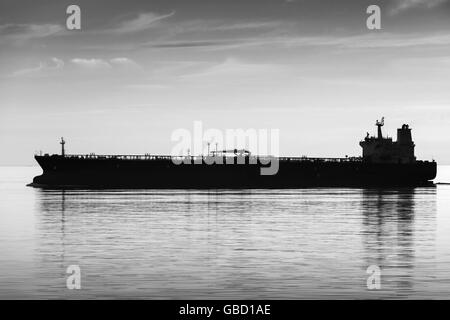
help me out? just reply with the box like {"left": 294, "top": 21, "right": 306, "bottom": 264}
{"left": 397, "top": 124, "right": 413, "bottom": 145}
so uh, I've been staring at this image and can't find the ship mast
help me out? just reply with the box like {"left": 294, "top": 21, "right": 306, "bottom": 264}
{"left": 375, "top": 117, "right": 384, "bottom": 139}
{"left": 60, "top": 137, "right": 66, "bottom": 156}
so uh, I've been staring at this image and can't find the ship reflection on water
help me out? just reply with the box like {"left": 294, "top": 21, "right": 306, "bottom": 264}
{"left": 360, "top": 188, "right": 436, "bottom": 298}
{"left": 27, "top": 186, "right": 439, "bottom": 299}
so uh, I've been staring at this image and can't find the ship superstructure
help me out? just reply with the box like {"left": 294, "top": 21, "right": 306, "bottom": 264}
{"left": 359, "top": 117, "right": 416, "bottom": 164}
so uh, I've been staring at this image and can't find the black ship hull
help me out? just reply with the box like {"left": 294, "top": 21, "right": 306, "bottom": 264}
{"left": 29, "top": 155, "right": 437, "bottom": 189}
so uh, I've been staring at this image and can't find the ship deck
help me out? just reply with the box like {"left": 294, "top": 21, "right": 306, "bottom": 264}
{"left": 37, "top": 153, "right": 365, "bottom": 163}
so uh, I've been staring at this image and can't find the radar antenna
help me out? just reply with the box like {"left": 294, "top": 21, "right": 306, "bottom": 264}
{"left": 375, "top": 117, "right": 384, "bottom": 127}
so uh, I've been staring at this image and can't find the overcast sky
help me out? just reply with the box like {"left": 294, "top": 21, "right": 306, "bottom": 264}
{"left": 1, "top": 0, "right": 450, "bottom": 165}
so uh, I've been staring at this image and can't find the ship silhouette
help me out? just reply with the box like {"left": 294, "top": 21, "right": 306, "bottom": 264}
{"left": 29, "top": 119, "right": 436, "bottom": 189}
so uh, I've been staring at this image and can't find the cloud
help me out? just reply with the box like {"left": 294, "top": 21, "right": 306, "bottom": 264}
{"left": 299, "top": 32, "right": 450, "bottom": 49}
{"left": 71, "top": 58, "right": 112, "bottom": 69}
{"left": 12, "top": 57, "right": 64, "bottom": 77}
{"left": 0, "top": 23, "right": 63, "bottom": 42}
{"left": 10, "top": 57, "right": 140, "bottom": 78}
{"left": 181, "top": 57, "right": 285, "bottom": 80}
{"left": 144, "top": 39, "right": 240, "bottom": 49}
{"left": 390, "top": 0, "right": 448, "bottom": 15}
{"left": 342, "top": 32, "right": 450, "bottom": 49}
{"left": 180, "top": 20, "right": 283, "bottom": 33}
{"left": 110, "top": 11, "right": 175, "bottom": 34}
{"left": 70, "top": 57, "right": 140, "bottom": 70}
{"left": 155, "top": 19, "right": 287, "bottom": 39}
{"left": 125, "top": 84, "right": 170, "bottom": 90}
{"left": 109, "top": 57, "right": 140, "bottom": 68}
{"left": 219, "top": 32, "right": 450, "bottom": 50}
{"left": 141, "top": 30, "right": 450, "bottom": 54}
{"left": 210, "top": 21, "right": 282, "bottom": 31}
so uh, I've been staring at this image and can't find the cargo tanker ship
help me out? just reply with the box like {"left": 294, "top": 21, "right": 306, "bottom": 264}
{"left": 29, "top": 119, "right": 436, "bottom": 188}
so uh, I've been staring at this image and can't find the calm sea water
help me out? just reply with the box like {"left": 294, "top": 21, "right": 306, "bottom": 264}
{"left": 1, "top": 166, "right": 450, "bottom": 299}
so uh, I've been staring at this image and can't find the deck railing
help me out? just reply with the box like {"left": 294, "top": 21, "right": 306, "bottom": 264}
{"left": 37, "top": 153, "right": 363, "bottom": 163}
